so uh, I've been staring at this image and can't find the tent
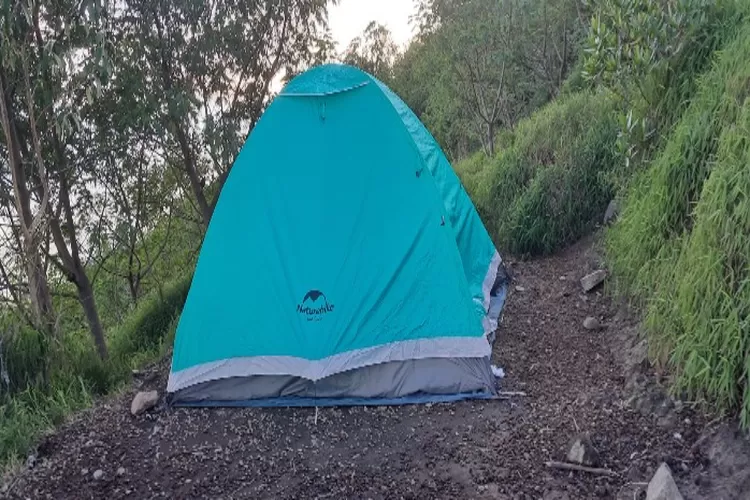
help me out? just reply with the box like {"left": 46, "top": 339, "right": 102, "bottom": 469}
{"left": 166, "top": 64, "right": 509, "bottom": 407}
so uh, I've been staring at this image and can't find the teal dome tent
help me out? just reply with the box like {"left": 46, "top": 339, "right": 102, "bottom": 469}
{"left": 167, "top": 64, "right": 509, "bottom": 407}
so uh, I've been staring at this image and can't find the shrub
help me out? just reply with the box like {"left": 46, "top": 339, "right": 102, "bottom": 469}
{"left": 453, "top": 151, "right": 495, "bottom": 224}
{"left": 659, "top": 101, "right": 750, "bottom": 426}
{"left": 607, "top": 21, "right": 750, "bottom": 426}
{"left": 485, "top": 90, "right": 619, "bottom": 255}
{"left": 583, "top": 0, "right": 745, "bottom": 174}
{"left": 0, "top": 271, "right": 193, "bottom": 471}
{"left": 607, "top": 23, "right": 750, "bottom": 300}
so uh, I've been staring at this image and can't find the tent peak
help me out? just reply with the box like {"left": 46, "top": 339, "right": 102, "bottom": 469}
{"left": 281, "top": 64, "right": 372, "bottom": 97}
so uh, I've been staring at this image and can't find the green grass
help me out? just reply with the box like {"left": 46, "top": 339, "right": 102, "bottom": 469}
{"left": 455, "top": 90, "right": 619, "bottom": 256}
{"left": 607, "top": 22, "right": 750, "bottom": 302}
{"left": 0, "top": 271, "right": 193, "bottom": 470}
{"left": 663, "top": 101, "right": 750, "bottom": 426}
{"left": 607, "top": 21, "right": 750, "bottom": 425}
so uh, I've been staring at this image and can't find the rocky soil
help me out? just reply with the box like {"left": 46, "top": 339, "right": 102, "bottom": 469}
{"left": 4, "top": 234, "right": 750, "bottom": 499}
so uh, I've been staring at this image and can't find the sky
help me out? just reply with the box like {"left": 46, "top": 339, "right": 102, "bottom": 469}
{"left": 271, "top": 0, "right": 419, "bottom": 92}
{"left": 328, "top": 0, "right": 419, "bottom": 51}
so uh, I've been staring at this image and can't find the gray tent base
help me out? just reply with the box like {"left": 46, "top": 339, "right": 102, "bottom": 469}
{"left": 169, "top": 357, "right": 497, "bottom": 408}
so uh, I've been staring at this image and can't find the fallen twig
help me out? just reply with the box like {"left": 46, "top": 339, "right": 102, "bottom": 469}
{"left": 545, "top": 461, "right": 618, "bottom": 477}
{"left": 497, "top": 391, "right": 528, "bottom": 397}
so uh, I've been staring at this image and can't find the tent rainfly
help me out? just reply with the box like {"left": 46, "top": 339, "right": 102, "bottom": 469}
{"left": 167, "top": 64, "right": 509, "bottom": 407}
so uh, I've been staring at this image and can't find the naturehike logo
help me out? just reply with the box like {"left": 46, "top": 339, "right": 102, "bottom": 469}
{"left": 297, "top": 290, "right": 334, "bottom": 321}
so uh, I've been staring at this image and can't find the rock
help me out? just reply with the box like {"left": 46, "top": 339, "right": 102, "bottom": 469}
{"left": 130, "top": 390, "right": 159, "bottom": 416}
{"left": 515, "top": 286, "right": 526, "bottom": 292}
{"left": 603, "top": 199, "right": 619, "bottom": 225}
{"left": 566, "top": 434, "right": 601, "bottom": 467}
{"left": 543, "top": 490, "right": 570, "bottom": 500}
{"left": 580, "top": 270, "right": 607, "bottom": 292}
{"left": 646, "top": 463, "right": 684, "bottom": 500}
{"left": 583, "top": 317, "right": 601, "bottom": 330}
{"left": 117, "top": 467, "right": 126, "bottom": 476}
{"left": 93, "top": 469, "right": 104, "bottom": 480}
{"left": 81, "top": 468, "right": 89, "bottom": 476}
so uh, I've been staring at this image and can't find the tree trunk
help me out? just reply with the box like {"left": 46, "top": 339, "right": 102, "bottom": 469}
{"left": 173, "top": 121, "right": 212, "bottom": 224}
{"left": 486, "top": 122, "right": 495, "bottom": 156}
{"left": 48, "top": 173, "right": 110, "bottom": 360}
{"left": 128, "top": 272, "right": 140, "bottom": 305}
{"left": 76, "top": 266, "right": 108, "bottom": 360}
{"left": 0, "top": 65, "right": 56, "bottom": 339}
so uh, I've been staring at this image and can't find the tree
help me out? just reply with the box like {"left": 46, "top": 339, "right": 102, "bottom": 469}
{"left": 396, "top": 0, "right": 583, "bottom": 158}
{"left": 582, "top": 0, "right": 728, "bottom": 172}
{"left": 0, "top": 0, "right": 114, "bottom": 359}
{"left": 343, "top": 21, "right": 400, "bottom": 82}
{"left": 415, "top": 0, "right": 526, "bottom": 156}
{"left": 82, "top": 63, "right": 177, "bottom": 306}
{"left": 115, "top": 0, "right": 334, "bottom": 226}
{"left": 0, "top": 34, "right": 56, "bottom": 345}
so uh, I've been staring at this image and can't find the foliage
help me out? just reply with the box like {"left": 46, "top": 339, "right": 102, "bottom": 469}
{"left": 582, "top": 0, "right": 745, "bottom": 177}
{"left": 0, "top": 271, "right": 190, "bottom": 468}
{"left": 662, "top": 102, "right": 750, "bottom": 427}
{"left": 392, "top": 0, "right": 583, "bottom": 160}
{"left": 606, "top": 20, "right": 750, "bottom": 424}
{"left": 343, "top": 21, "right": 400, "bottom": 83}
{"left": 457, "top": 90, "right": 618, "bottom": 256}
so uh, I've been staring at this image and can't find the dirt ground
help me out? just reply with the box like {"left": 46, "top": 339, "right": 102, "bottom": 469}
{"left": 5, "top": 235, "right": 750, "bottom": 499}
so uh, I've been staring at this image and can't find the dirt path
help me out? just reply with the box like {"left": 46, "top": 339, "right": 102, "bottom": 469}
{"left": 5, "top": 235, "right": 750, "bottom": 499}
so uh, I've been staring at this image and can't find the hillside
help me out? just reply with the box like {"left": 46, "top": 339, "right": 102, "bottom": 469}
{"left": 3, "top": 0, "right": 750, "bottom": 498}
{"left": 7, "top": 236, "right": 750, "bottom": 499}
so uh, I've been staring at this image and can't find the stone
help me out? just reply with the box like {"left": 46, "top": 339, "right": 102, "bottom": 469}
{"left": 583, "top": 317, "right": 601, "bottom": 330}
{"left": 515, "top": 286, "right": 526, "bottom": 292}
{"left": 603, "top": 199, "right": 619, "bottom": 225}
{"left": 93, "top": 469, "right": 104, "bottom": 480}
{"left": 646, "top": 463, "right": 684, "bottom": 500}
{"left": 117, "top": 467, "right": 126, "bottom": 476}
{"left": 580, "top": 270, "right": 607, "bottom": 292}
{"left": 543, "top": 490, "right": 570, "bottom": 500}
{"left": 566, "top": 434, "right": 601, "bottom": 467}
{"left": 130, "top": 390, "right": 159, "bottom": 416}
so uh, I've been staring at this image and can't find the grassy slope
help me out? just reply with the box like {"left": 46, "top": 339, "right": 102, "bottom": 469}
{"left": 5, "top": 5, "right": 750, "bottom": 472}
{"left": 607, "top": 22, "right": 750, "bottom": 425}
{"left": 1, "top": 267, "right": 195, "bottom": 469}
{"left": 455, "top": 90, "right": 619, "bottom": 256}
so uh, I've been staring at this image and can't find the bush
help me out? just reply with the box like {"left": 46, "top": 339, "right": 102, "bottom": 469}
{"left": 607, "top": 21, "right": 750, "bottom": 426}
{"left": 0, "top": 271, "right": 193, "bottom": 471}
{"left": 607, "top": 23, "right": 750, "bottom": 300}
{"left": 660, "top": 102, "right": 750, "bottom": 426}
{"left": 453, "top": 150, "right": 495, "bottom": 224}
{"left": 583, "top": 0, "right": 745, "bottom": 174}
{"left": 109, "top": 272, "right": 192, "bottom": 355}
{"left": 475, "top": 90, "right": 619, "bottom": 256}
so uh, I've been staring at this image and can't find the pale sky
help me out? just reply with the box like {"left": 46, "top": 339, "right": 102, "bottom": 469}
{"left": 328, "top": 0, "right": 419, "bottom": 51}
{"left": 272, "top": 1, "right": 418, "bottom": 91}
